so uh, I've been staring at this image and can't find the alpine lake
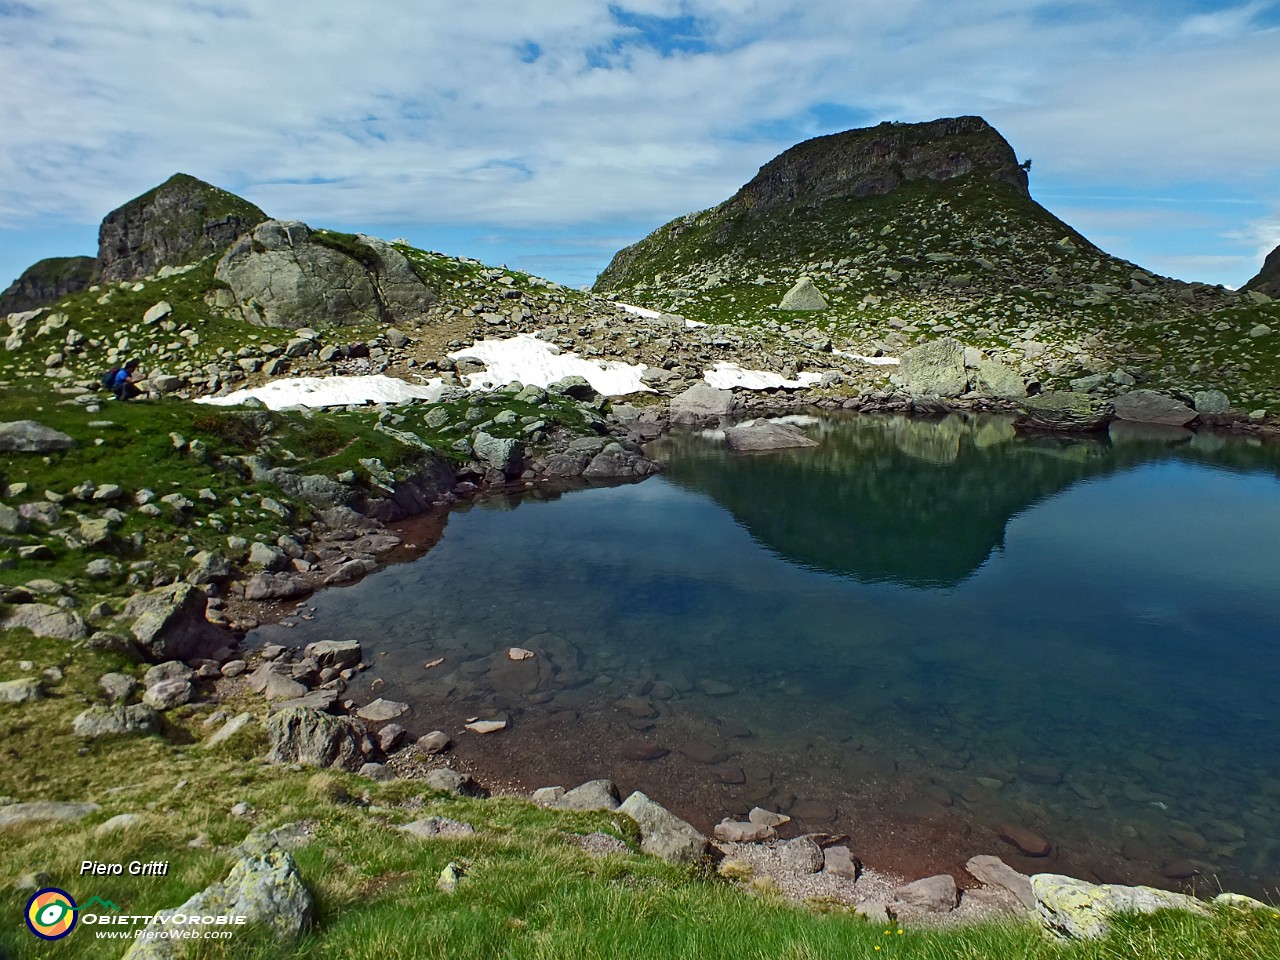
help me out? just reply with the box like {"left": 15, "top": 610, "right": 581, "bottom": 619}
{"left": 251, "top": 412, "right": 1280, "bottom": 897}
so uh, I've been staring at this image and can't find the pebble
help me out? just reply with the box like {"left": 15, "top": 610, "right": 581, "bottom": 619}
{"left": 464, "top": 718, "right": 508, "bottom": 735}
{"left": 999, "top": 823, "right": 1051, "bottom": 857}
{"left": 618, "top": 742, "right": 669, "bottom": 762}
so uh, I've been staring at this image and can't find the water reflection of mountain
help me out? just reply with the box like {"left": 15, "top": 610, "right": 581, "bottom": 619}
{"left": 655, "top": 413, "right": 1278, "bottom": 588}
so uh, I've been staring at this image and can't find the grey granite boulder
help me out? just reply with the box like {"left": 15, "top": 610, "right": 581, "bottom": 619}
{"left": 264, "top": 707, "right": 376, "bottom": 772}
{"left": 553, "top": 779, "right": 621, "bottom": 812}
{"left": 0, "top": 420, "right": 75, "bottom": 452}
{"left": 1032, "top": 873, "right": 1208, "bottom": 940}
{"left": 0, "top": 801, "right": 101, "bottom": 829}
{"left": 778, "top": 276, "right": 828, "bottom": 310}
{"left": 1112, "top": 389, "right": 1197, "bottom": 426}
{"left": 966, "top": 855, "right": 1035, "bottom": 910}
{"left": 1015, "top": 392, "right": 1113, "bottom": 432}
{"left": 73, "top": 704, "right": 159, "bottom": 737}
{"left": 472, "top": 432, "right": 523, "bottom": 476}
{"left": 618, "top": 791, "right": 708, "bottom": 864}
{"left": 0, "top": 603, "right": 87, "bottom": 641}
{"left": 894, "top": 874, "right": 959, "bottom": 913}
{"left": 123, "top": 582, "right": 231, "bottom": 661}
{"left": 670, "top": 383, "right": 738, "bottom": 424}
{"left": 0, "top": 678, "right": 44, "bottom": 703}
{"left": 899, "top": 338, "right": 967, "bottom": 397}
{"left": 303, "top": 639, "right": 362, "bottom": 670}
{"left": 724, "top": 419, "right": 819, "bottom": 452}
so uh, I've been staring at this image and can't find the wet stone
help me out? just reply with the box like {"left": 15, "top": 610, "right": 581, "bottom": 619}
{"left": 999, "top": 823, "right": 1051, "bottom": 857}
{"left": 790, "top": 799, "right": 837, "bottom": 823}
{"left": 619, "top": 742, "right": 669, "bottom": 762}
{"left": 714, "top": 765, "right": 746, "bottom": 784}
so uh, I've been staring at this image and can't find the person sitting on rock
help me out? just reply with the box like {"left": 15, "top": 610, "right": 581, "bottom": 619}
{"left": 112, "top": 359, "right": 143, "bottom": 401}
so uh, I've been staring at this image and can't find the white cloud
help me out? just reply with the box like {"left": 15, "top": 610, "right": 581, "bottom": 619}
{"left": 0, "top": 1, "right": 1277, "bottom": 289}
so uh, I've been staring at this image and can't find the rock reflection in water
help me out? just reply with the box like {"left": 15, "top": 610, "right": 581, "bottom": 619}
{"left": 256, "top": 413, "right": 1280, "bottom": 897}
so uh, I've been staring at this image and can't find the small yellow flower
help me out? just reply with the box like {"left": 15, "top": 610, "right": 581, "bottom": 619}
{"left": 874, "top": 948, "right": 881, "bottom": 952}
{"left": 897, "top": 930, "right": 904, "bottom": 935}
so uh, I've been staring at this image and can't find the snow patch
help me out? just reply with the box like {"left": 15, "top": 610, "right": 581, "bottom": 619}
{"left": 615, "top": 301, "right": 662, "bottom": 319}
{"left": 833, "top": 349, "right": 900, "bottom": 366}
{"left": 703, "top": 362, "right": 824, "bottom": 391}
{"left": 449, "top": 333, "right": 653, "bottom": 396}
{"left": 196, "top": 375, "right": 446, "bottom": 410}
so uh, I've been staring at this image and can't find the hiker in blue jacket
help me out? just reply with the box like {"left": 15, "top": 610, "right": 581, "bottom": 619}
{"left": 112, "top": 359, "right": 143, "bottom": 401}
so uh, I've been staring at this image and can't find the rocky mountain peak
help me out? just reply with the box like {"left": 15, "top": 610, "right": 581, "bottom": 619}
{"left": 726, "top": 116, "right": 1029, "bottom": 217}
{"left": 97, "top": 172, "right": 268, "bottom": 282}
{"left": 0, "top": 256, "right": 96, "bottom": 314}
{"left": 1244, "top": 243, "right": 1280, "bottom": 298}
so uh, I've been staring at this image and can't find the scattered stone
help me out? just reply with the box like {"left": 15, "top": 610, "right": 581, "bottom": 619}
{"left": 778, "top": 276, "right": 828, "bottom": 311}
{"left": 748, "top": 807, "right": 791, "bottom": 828}
{"left": 966, "top": 855, "right": 1035, "bottom": 910}
{"left": 464, "top": 717, "right": 508, "bottom": 734}
{"left": 264, "top": 707, "right": 375, "bottom": 772}
{"left": 670, "top": 383, "right": 738, "bottom": 423}
{"left": 356, "top": 698, "right": 410, "bottom": 723}
{"left": 714, "top": 820, "right": 776, "bottom": 842}
{"left": 398, "top": 817, "right": 476, "bottom": 839}
{"left": 507, "top": 646, "right": 535, "bottom": 660}
{"left": 619, "top": 791, "right": 708, "bottom": 864}
{"left": 142, "top": 678, "right": 192, "bottom": 711}
{"left": 999, "top": 824, "right": 1051, "bottom": 857}
{"left": 1016, "top": 392, "right": 1112, "bottom": 433}
{"left": 554, "top": 780, "right": 621, "bottom": 811}
{"left": 0, "top": 603, "right": 87, "bottom": 641}
{"left": 532, "top": 786, "right": 567, "bottom": 806}
{"left": 1112, "top": 389, "right": 1197, "bottom": 426}
{"left": 0, "top": 420, "right": 76, "bottom": 452}
{"left": 724, "top": 418, "right": 820, "bottom": 452}
{"left": 776, "top": 836, "right": 825, "bottom": 874}
{"left": 377, "top": 723, "right": 407, "bottom": 752}
{"left": 73, "top": 704, "right": 158, "bottom": 737}
{"left": 1193, "top": 389, "right": 1231, "bottom": 414}
{"left": 97, "top": 813, "right": 145, "bottom": 836}
{"left": 416, "top": 730, "right": 451, "bottom": 754}
{"left": 124, "top": 582, "right": 230, "bottom": 662}
{"left": 823, "top": 845, "right": 860, "bottom": 879}
{"left": 899, "top": 337, "right": 966, "bottom": 397}
{"left": 0, "top": 678, "right": 44, "bottom": 703}
{"left": 206, "top": 712, "right": 255, "bottom": 747}
{"left": 0, "top": 801, "right": 101, "bottom": 829}
{"left": 422, "top": 768, "right": 485, "bottom": 797}
{"left": 894, "top": 874, "right": 959, "bottom": 913}
{"left": 358, "top": 762, "right": 395, "bottom": 782}
{"left": 436, "top": 861, "right": 464, "bottom": 894}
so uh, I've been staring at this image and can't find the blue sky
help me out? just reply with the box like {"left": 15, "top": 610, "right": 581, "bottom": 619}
{"left": 1, "top": 0, "right": 1278, "bottom": 292}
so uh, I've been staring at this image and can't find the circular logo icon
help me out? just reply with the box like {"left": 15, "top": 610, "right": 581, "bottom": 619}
{"left": 26, "top": 888, "right": 78, "bottom": 941}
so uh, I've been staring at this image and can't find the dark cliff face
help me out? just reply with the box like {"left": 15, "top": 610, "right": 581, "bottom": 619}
{"left": 0, "top": 256, "right": 96, "bottom": 314}
{"left": 726, "top": 116, "right": 1029, "bottom": 217}
{"left": 96, "top": 173, "right": 268, "bottom": 282}
{"left": 1244, "top": 244, "right": 1280, "bottom": 298}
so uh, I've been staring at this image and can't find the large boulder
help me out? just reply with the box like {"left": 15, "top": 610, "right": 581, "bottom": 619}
{"left": 215, "top": 220, "right": 436, "bottom": 329}
{"left": 124, "top": 844, "right": 311, "bottom": 959}
{"left": 724, "top": 419, "right": 820, "bottom": 452}
{"left": 1015, "top": 392, "right": 1112, "bottom": 433}
{"left": 97, "top": 173, "right": 268, "bottom": 282}
{"left": 73, "top": 704, "right": 159, "bottom": 737}
{"left": 974, "top": 359, "right": 1026, "bottom": 399}
{"left": 0, "top": 420, "right": 76, "bottom": 452}
{"left": 778, "top": 276, "right": 828, "bottom": 310}
{"left": 0, "top": 801, "right": 101, "bottom": 829}
{"left": 264, "top": 706, "right": 376, "bottom": 772}
{"left": 582, "top": 443, "right": 663, "bottom": 479}
{"left": 0, "top": 603, "right": 87, "bottom": 640}
{"left": 899, "top": 338, "right": 967, "bottom": 397}
{"left": 553, "top": 779, "right": 621, "bottom": 811}
{"left": 472, "top": 432, "right": 523, "bottom": 476}
{"left": 123, "top": 583, "right": 231, "bottom": 662}
{"left": 670, "top": 383, "right": 738, "bottom": 424}
{"left": 1111, "top": 389, "right": 1197, "bottom": 426}
{"left": 618, "top": 791, "right": 708, "bottom": 864}
{"left": 1031, "top": 873, "right": 1208, "bottom": 940}
{"left": 966, "top": 855, "right": 1035, "bottom": 910}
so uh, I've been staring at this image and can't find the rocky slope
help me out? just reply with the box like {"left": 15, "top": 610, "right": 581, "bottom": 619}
{"left": 1244, "top": 242, "right": 1280, "bottom": 298}
{"left": 595, "top": 116, "right": 1280, "bottom": 413}
{"left": 0, "top": 256, "right": 96, "bottom": 314}
{"left": 97, "top": 172, "right": 268, "bottom": 282}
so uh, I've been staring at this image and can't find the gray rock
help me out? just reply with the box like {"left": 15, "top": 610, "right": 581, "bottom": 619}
{"left": 144, "top": 661, "right": 194, "bottom": 688}
{"left": 123, "top": 582, "right": 230, "bottom": 662}
{"left": 123, "top": 845, "right": 311, "bottom": 959}
{"left": 249, "top": 541, "right": 289, "bottom": 571}
{"left": 724, "top": 419, "right": 819, "bottom": 452}
{"left": 582, "top": 443, "right": 663, "bottom": 479}
{"left": 472, "top": 432, "right": 523, "bottom": 476}
{"left": 713, "top": 820, "right": 776, "bottom": 842}
{"left": 142, "top": 678, "right": 192, "bottom": 711}
{"left": 748, "top": 807, "right": 791, "bottom": 828}
{"left": 0, "top": 678, "right": 44, "bottom": 703}
{"left": 377, "top": 723, "right": 406, "bottom": 752}
{"left": 96, "top": 813, "right": 145, "bottom": 836}
{"left": 356, "top": 698, "right": 410, "bottom": 723}
{"left": 416, "top": 730, "right": 451, "bottom": 754}
{"left": 243, "top": 573, "right": 313, "bottom": 602}
{"left": 264, "top": 707, "right": 376, "bottom": 772}
{"left": 0, "top": 801, "right": 101, "bottom": 829}
{"left": 85, "top": 558, "right": 116, "bottom": 579}
{"left": 1112, "top": 389, "right": 1197, "bottom": 426}
{"left": 975, "top": 359, "right": 1026, "bottom": 399}
{"left": 303, "top": 639, "right": 362, "bottom": 670}
{"left": 0, "top": 603, "right": 87, "bottom": 640}
{"left": 398, "top": 816, "right": 476, "bottom": 839}
{"left": 1015, "top": 392, "right": 1113, "bottom": 433}
{"left": 670, "top": 383, "right": 738, "bottom": 423}
{"left": 215, "top": 220, "right": 436, "bottom": 329}
{"left": 73, "top": 704, "right": 159, "bottom": 737}
{"left": 531, "top": 786, "right": 567, "bottom": 806}
{"left": 0, "top": 420, "right": 76, "bottom": 452}
{"left": 1031, "top": 873, "right": 1208, "bottom": 940}
{"left": 1193, "top": 389, "right": 1231, "bottom": 414}
{"left": 99, "top": 672, "right": 139, "bottom": 704}
{"left": 271, "top": 688, "right": 339, "bottom": 713}
{"left": 548, "top": 375, "right": 598, "bottom": 401}
{"left": 778, "top": 276, "right": 828, "bottom": 310}
{"left": 899, "top": 337, "right": 967, "bottom": 397}
{"left": 966, "top": 854, "right": 1035, "bottom": 910}
{"left": 423, "top": 768, "right": 484, "bottom": 797}
{"left": 262, "top": 673, "right": 309, "bottom": 701}
{"left": 187, "top": 550, "right": 233, "bottom": 584}
{"left": 776, "top": 836, "right": 825, "bottom": 874}
{"left": 618, "top": 791, "right": 708, "bottom": 864}
{"left": 0, "top": 503, "right": 28, "bottom": 533}
{"left": 894, "top": 874, "right": 959, "bottom": 912}
{"left": 554, "top": 779, "right": 622, "bottom": 811}
{"left": 206, "top": 712, "right": 256, "bottom": 747}
{"left": 358, "top": 762, "right": 396, "bottom": 782}
{"left": 823, "top": 845, "right": 860, "bottom": 878}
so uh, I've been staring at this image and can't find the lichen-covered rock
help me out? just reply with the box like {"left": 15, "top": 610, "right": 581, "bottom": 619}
{"left": 975, "top": 359, "right": 1026, "bottom": 399}
{"left": 72, "top": 704, "right": 158, "bottom": 737}
{"left": 472, "top": 432, "right": 523, "bottom": 476}
{"left": 899, "top": 337, "right": 967, "bottom": 397}
{"left": 0, "top": 678, "right": 45, "bottom": 704}
{"left": 0, "top": 603, "right": 87, "bottom": 640}
{"left": 123, "top": 845, "right": 311, "bottom": 959}
{"left": 582, "top": 443, "right": 663, "bottom": 479}
{"left": 618, "top": 791, "right": 708, "bottom": 864}
{"left": 1193, "top": 390, "right": 1231, "bottom": 414}
{"left": 123, "top": 583, "right": 230, "bottom": 662}
{"left": 264, "top": 706, "right": 375, "bottom": 772}
{"left": 1031, "top": 873, "right": 1209, "bottom": 940}
{"left": 1015, "top": 392, "right": 1113, "bottom": 433}
{"left": 215, "top": 220, "right": 436, "bottom": 329}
